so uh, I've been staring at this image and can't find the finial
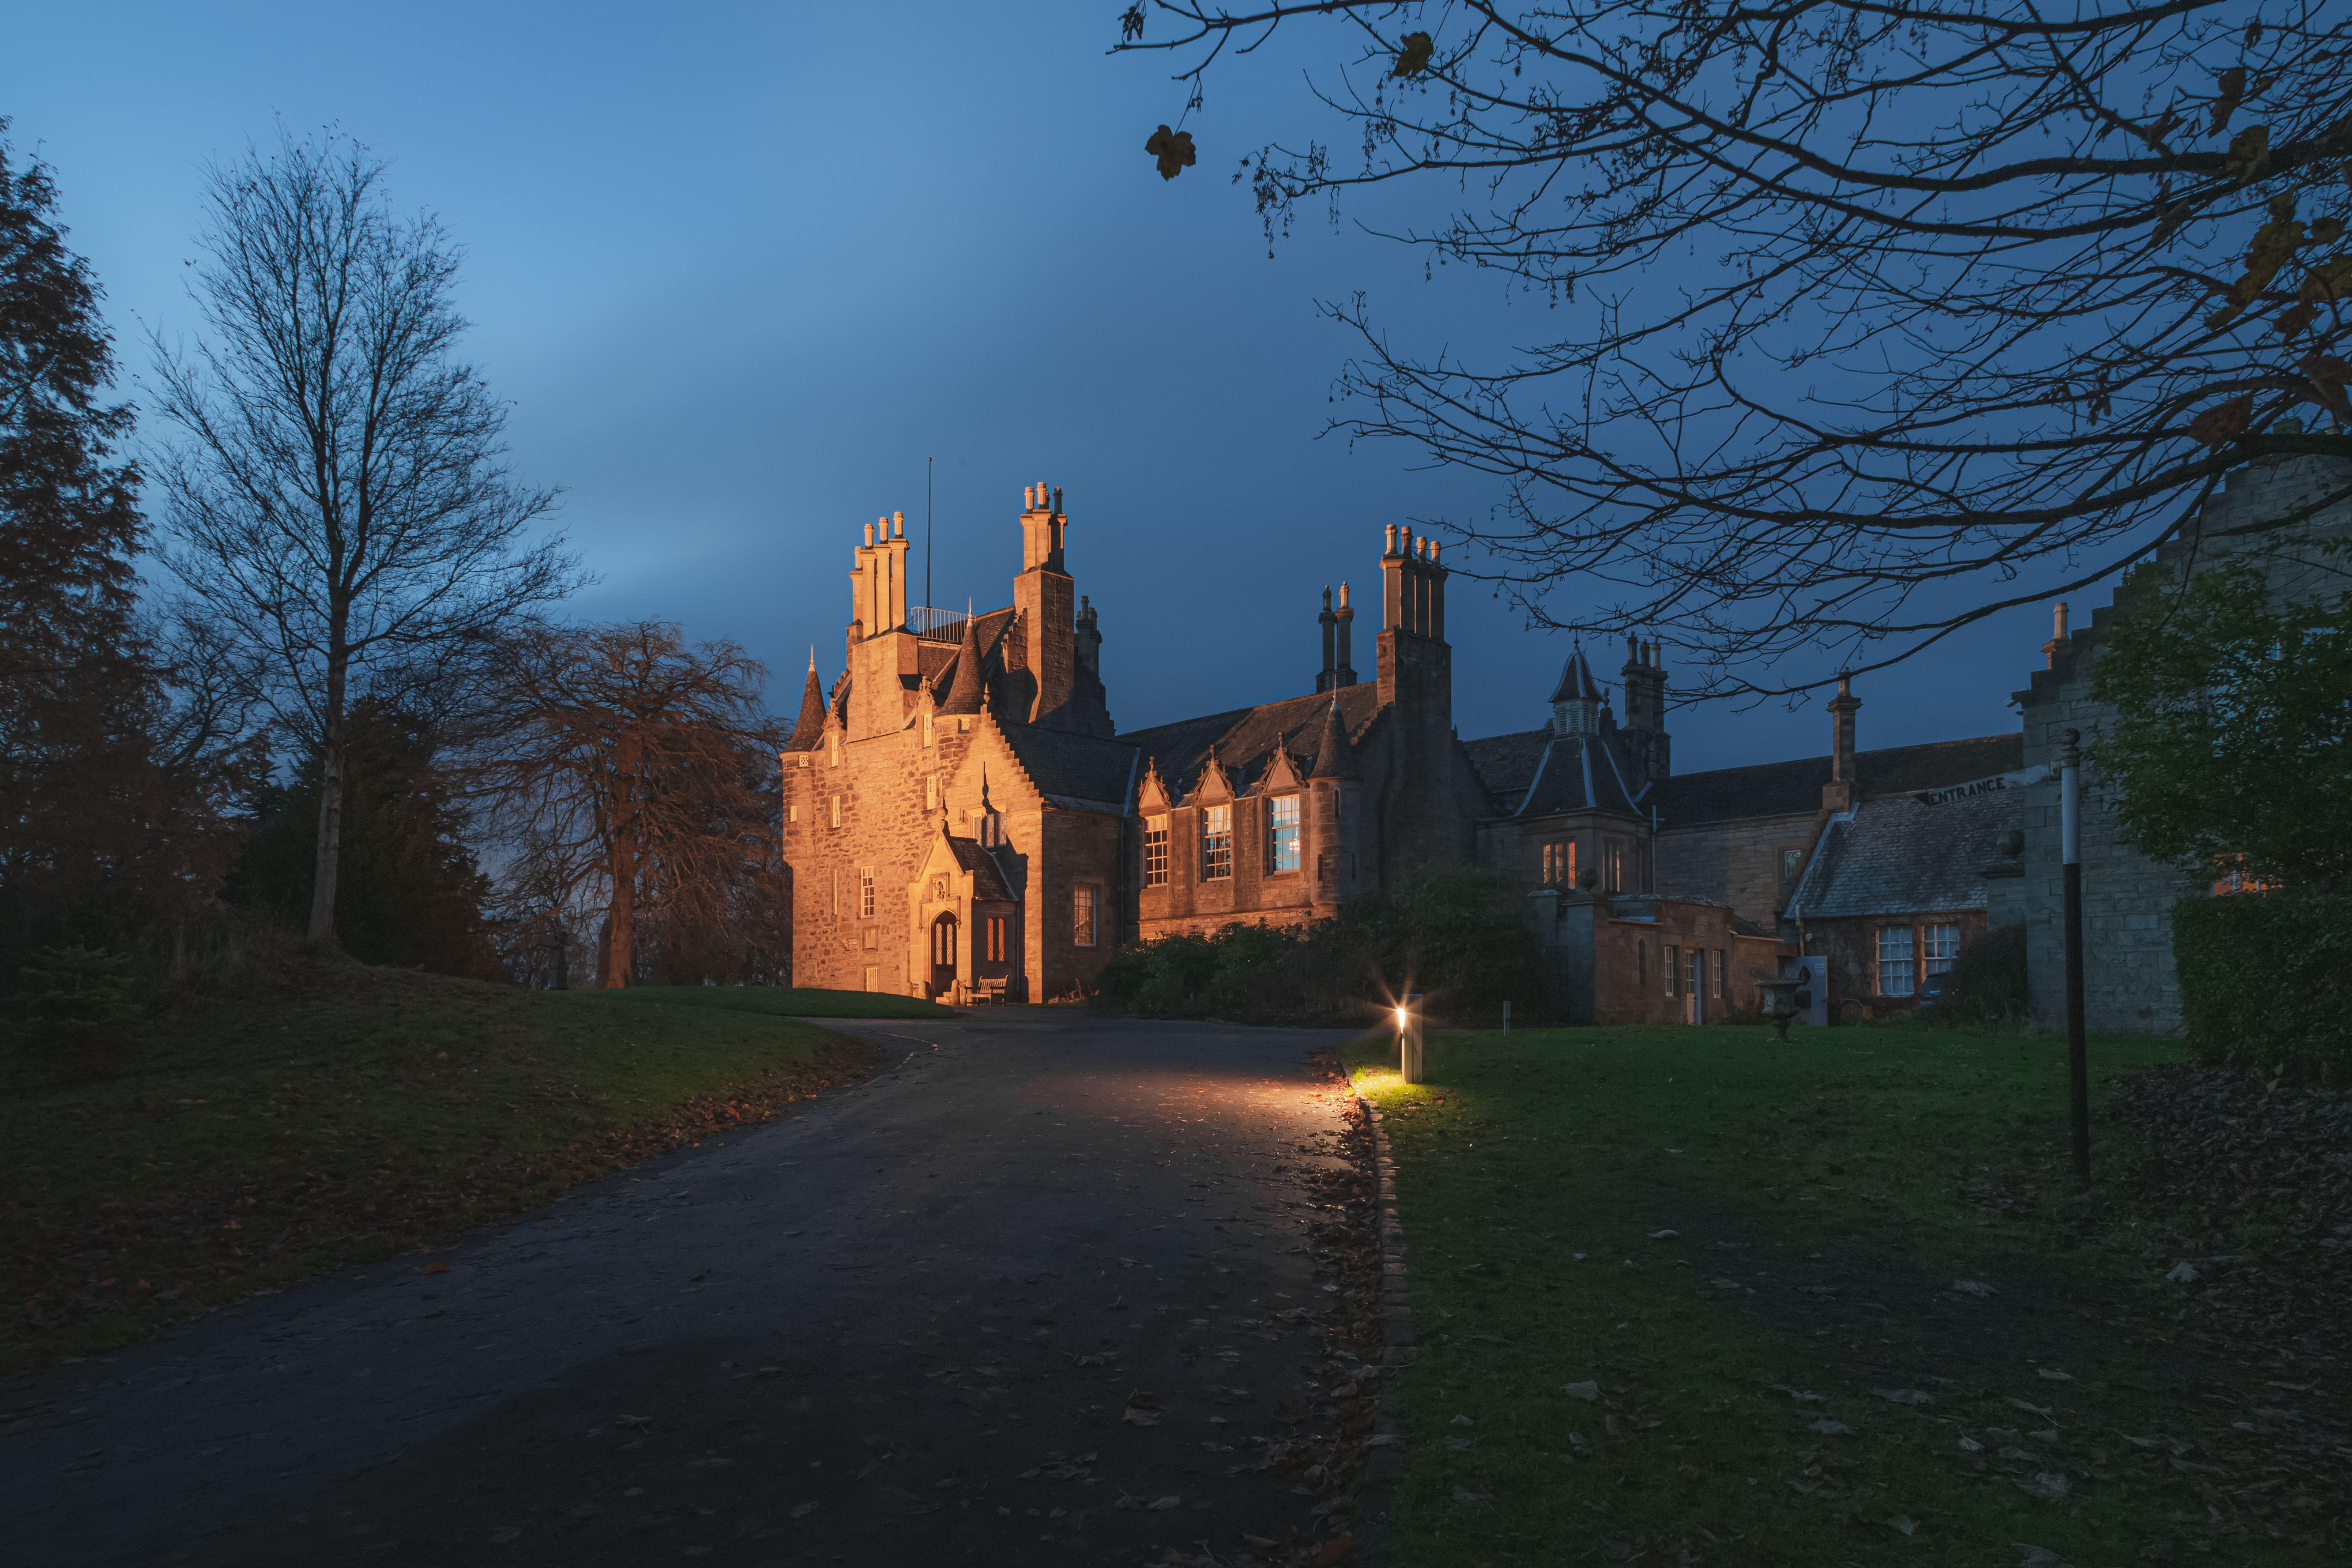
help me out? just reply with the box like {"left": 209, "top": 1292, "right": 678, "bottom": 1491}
{"left": 808, "top": 645, "right": 816, "bottom": 672}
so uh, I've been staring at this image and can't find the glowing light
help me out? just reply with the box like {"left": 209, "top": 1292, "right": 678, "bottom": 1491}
{"left": 1395, "top": 1005, "right": 1409, "bottom": 1029}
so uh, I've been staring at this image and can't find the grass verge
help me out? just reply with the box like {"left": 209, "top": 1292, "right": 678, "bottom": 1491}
{"left": 575, "top": 985, "right": 958, "bottom": 1020}
{"left": 1344, "top": 1023, "right": 2335, "bottom": 1567}
{"left": 4, "top": 959, "right": 879, "bottom": 1374}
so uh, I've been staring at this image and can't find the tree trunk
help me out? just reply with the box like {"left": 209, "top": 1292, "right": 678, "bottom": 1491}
{"left": 602, "top": 734, "right": 640, "bottom": 988}
{"left": 603, "top": 834, "right": 636, "bottom": 988}
{"left": 307, "top": 725, "right": 346, "bottom": 945}
{"left": 306, "top": 639, "right": 350, "bottom": 946}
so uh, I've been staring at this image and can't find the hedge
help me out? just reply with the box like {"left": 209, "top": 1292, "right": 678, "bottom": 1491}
{"left": 2173, "top": 888, "right": 2352, "bottom": 1086}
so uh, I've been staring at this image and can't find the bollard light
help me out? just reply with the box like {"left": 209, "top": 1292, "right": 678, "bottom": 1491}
{"left": 1398, "top": 992, "right": 1426, "bottom": 1085}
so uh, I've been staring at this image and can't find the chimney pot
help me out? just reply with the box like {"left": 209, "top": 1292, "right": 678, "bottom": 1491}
{"left": 2053, "top": 601, "right": 2070, "bottom": 639}
{"left": 1052, "top": 485, "right": 1063, "bottom": 512}
{"left": 1339, "top": 582, "right": 1351, "bottom": 608}
{"left": 892, "top": 510, "right": 904, "bottom": 537}
{"left": 864, "top": 522, "right": 875, "bottom": 547}
{"left": 1385, "top": 524, "right": 1397, "bottom": 554}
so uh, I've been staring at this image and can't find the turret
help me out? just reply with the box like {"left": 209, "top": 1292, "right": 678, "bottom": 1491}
{"left": 1549, "top": 644, "right": 1605, "bottom": 737}
{"left": 783, "top": 649, "right": 828, "bottom": 752}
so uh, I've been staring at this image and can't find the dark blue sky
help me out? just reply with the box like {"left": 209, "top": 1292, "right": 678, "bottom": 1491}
{"left": 6, "top": 1, "right": 2056, "bottom": 773}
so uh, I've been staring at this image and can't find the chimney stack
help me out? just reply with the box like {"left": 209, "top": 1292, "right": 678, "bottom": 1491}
{"left": 2043, "top": 601, "right": 2070, "bottom": 669}
{"left": 1822, "top": 670, "right": 1863, "bottom": 811}
{"left": 1335, "top": 581, "right": 1357, "bottom": 686}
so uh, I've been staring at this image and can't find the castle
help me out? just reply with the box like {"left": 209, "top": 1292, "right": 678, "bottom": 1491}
{"left": 779, "top": 481, "right": 2035, "bottom": 1019}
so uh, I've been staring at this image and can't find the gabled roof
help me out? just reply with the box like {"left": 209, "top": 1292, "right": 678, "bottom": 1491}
{"left": 1652, "top": 734, "right": 2024, "bottom": 826}
{"left": 1512, "top": 732, "right": 1647, "bottom": 818}
{"left": 1124, "top": 683, "right": 1384, "bottom": 801}
{"left": 945, "top": 835, "right": 1017, "bottom": 902}
{"left": 999, "top": 724, "right": 1141, "bottom": 811}
{"left": 1789, "top": 788, "right": 2021, "bottom": 920}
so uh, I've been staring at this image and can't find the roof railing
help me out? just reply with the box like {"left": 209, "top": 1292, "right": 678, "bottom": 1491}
{"left": 909, "top": 605, "right": 969, "bottom": 643}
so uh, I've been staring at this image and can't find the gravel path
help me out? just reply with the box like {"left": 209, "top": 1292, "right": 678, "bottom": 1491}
{"left": 0, "top": 1011, "right": 1374, "bottom": 1567}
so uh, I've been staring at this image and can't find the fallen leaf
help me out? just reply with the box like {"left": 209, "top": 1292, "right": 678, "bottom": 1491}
{"left": 615, "top": 1414, "right": 653, "bottom": 1428}
{"left": 1809, "top": 1419, "right": 1852, "bottom": 1435}
{"left": 2016, "top": 1548, "right": 2070, "bottom": 1568}
{"left": 2017, "top": 1471, "right": 2070, "bottom": 1502}
{"left": 790, "top": 1501, "right": 817, "bottom": 1519}
{"left": 425, "top": 1262, "right": 451, "bottom": 1275}
{"left": 1451, "top": 1485, "right": 1492, "bottom": 1503}
{"left": 1891, "top": 1515, "right": 1918, "bottom": 1536}
{"left": 1450, "top": 1413, "right": 1474, "bottom": 1425}
{"left": 1562, "top": 1381, "right": 1599, "bottom": 1402}
{"left": 489, "top": 1526, "right": 522, "bottom": 1544}
{"left": 1872, "top": 1388, "right": 1934, "bottom": 1406}
{"left": 1771, "top": 1384, "right": 1824, "bottom": 1403}
{"left": 1648, "top": 1229, "right": 1679, "bottom": 1240}
{"left": 2165, "top": 1261, "right": 2200, "bottom": 1283}
{"left": 1952, "top": 1279, "right": 1995, "bottom": 1297}
{"left": 1148, "top": 1495, "right": 1181, "bottom": 1510}
{"left": 2036, "top": 1368, "right": 2074, "bottom": 1382}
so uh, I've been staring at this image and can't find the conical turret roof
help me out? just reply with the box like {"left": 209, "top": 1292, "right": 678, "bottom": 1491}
{"left": 939, "top": 612, "right": 986, "bottom": 715}
{"left": 1548, "top": 644, "right": 1603, "bottom": 705}
{"left": 783, "top": 652, "right": 828, "bottom": 751}
{"left": 1308, "top": 698, "right": 1357, "bottom": 779}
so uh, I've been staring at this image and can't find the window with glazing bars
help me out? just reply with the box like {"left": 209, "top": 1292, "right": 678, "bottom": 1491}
{"left": 1202, "top": 804, "right": 1232, "bottom": 880}
{"left": 1072, "top": 885, "right": 1097, "bottom": 947}
{"left": 1541, "top": 840, "right": 1576, "bottom": 885}
{"left": 1878, "top": 925, "right": 1917, "bottom": 996}
{"left": 1143, "top": 815, "right": 1169, "bottom": 886}
{"left": 1924, "top": 924, "right": 1960, "bottom": 980}
{"left": 858, "top": 868, "right": 875, "bottom": 920}
{"left": 1267, "top": 796, "right": 1301, "bottom": 873}
{"left": 1665, "top": 944, "right": 1680, "bottom": 996}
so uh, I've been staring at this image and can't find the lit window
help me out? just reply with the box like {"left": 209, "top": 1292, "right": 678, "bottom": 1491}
{"left": 1878, "top": 926, "right": 1917, "bottom": 997}
{"left": 787, "top": 801, "right": 798, "bottom": 823}
{"left": 1073, "top": 885, "right": 1097, "bottom": 947}
{"left": 1268, "top": 795, "right": 1301, "bottom": 873}
{"left": 985, "top": 915, "right": 1007, "bottom": 963}
{"left": 859, "top": 868, "right": 875, "bottom": 921}
{"left": 1606, "top": 842, "right": 1626, "bottom": 892}
{"left": 1665, "top": 944, "right": 1680, "bottom": 996}
{"left": 1924, "top": 924, "right": 1960, "bottom": 978}
{"left": 1203, "top": 804, "right": 1232, "bottom": 880}
{"left": 1143, "top": 815, "right": 1169, "bottom": 886}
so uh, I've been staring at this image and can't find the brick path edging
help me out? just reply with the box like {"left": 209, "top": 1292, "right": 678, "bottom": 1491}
{"left": 1351, "top": 1089, "right": 1414, "bottom": 1563}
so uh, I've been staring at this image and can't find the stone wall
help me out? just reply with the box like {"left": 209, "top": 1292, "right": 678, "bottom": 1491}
{"left": 1654, "top": 811, "right": 1820, "bottom": 928}
{"left": 1529, "top": 891, "right": 1777, "bottom": 1024}
{"left": 2016, "top": 455, "right": 2352, "bottom": 1034}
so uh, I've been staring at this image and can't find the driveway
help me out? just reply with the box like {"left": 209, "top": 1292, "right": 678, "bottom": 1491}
{"left": 0, "top": 1012, "right": 1376, "bottom": 1566}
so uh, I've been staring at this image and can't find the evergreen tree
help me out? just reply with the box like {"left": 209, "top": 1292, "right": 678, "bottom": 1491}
{"left": 0, "top": 121, "right": 233, "bottom": 960}
{"left": 224, "top": 703, "right": 497, "bottom": 977}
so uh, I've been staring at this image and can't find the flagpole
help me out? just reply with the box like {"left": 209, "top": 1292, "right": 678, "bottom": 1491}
{"left": 926, "top": 457, "right": 934, "bottom": 614}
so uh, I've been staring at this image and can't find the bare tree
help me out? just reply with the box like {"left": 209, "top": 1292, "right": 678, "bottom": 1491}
{"left": 1118, "top": 2, "right": 2352, "bottom": 696}
{"left": 151, "top": 128, "right": 574, "bottom": 945}
{"left": 468, "top": 622, "right": 783, "bottom": 989}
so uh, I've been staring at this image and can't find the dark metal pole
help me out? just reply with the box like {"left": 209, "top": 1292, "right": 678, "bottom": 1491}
{"left": 926, "top": 457, "right": 933, "bottom": 613}
{"left": 2060, "top": 728, "right": 2089, "bottom": 1179}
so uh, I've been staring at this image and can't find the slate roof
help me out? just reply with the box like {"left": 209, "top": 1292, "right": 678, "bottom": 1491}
{"left": 1510, "top": 732, "right": 1648, "bottom": 817}
{"left": 1001, "top": 724, "right": 1142, "bottom": 811}
{"left": 1652, "top": 734, "right": 2023, "bottom": 825}
{"left": 928, "top": 607, "right": 1017, "bottom": 703}
{"left": 945, "top": 835, "right": 1017, "bottom": 902}
{"left": 1789, "top": 788, "right": 2022, "bottom": 920}
{"left": 1124, "top": 683, "right": 1385, "bottom": 800}
{"left": 1462, "top": 727, "right": 1551, "bottom": 805}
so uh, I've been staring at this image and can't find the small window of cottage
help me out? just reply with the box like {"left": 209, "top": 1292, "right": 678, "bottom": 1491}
{"left": 859, "top": 868, "right": 876, "bottom": 920}
{"left": 1072, "top": 885, "right": 1098, "bottom": 947}
{"left": 1877, "top": 925, "right": 1916, "bottom": 996}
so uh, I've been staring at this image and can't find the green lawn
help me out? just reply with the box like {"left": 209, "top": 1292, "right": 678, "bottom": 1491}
{"left": 4, "top": 961, "right": 879, "bottom": 1372}
{"left": 576, "top": 984, "right": 957, "bottom": 1019}
{"left": 1343, "top": 1023, "right": 2324, "bottom": 1568}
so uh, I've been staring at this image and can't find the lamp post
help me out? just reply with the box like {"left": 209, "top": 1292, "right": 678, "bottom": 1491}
{"left": 1396, "top": 993, "right": 1425, "bottom": 1085}
{"left": 2060, "top": 728, "right": 2089, "bottom": 1180}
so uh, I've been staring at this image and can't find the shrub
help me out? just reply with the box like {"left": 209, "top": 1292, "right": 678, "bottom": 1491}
{"left": 2173, "top": 889, "right": 2352, "bottom": 1087}
{"left": 1925, "top": 922, "right": 2029, "bottom": 1026}
{"left": 1095, "top": 864, "right": 1544, "bottom": 1027}
{"left": 15, "top": 944, "right": 144, "bottom": 1047}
